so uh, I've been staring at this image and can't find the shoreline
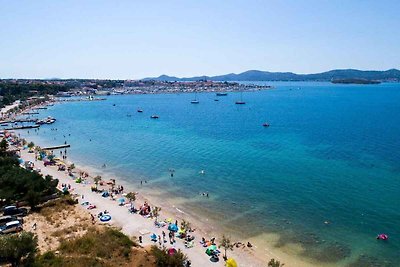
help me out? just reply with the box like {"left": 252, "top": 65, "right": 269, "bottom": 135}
{"left": 9, "top": 99, "right": 327, "bottom": 267}
{"left": 16, "top": 142, "right": 265, "bottom": 266}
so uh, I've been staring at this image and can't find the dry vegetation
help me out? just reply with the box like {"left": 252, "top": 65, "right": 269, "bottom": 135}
{"left": 24, "top": 196, "right": 94, "bottom": 252}
{"left": 23, "top": 196, "right": 160, "bottom": 267}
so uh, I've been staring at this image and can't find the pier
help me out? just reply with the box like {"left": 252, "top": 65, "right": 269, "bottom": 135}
{"left": 22, "top": 112, "right": 40, "bottom": 115}
{"left": 5, "top": 125, "right": 40, "bottom": 130}
{"left": 42, "top": 144, "right": 71, "bottom": 150}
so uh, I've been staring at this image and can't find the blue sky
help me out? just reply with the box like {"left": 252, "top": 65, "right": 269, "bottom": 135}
{"left": 0, "top": 0, "right": 399, "bottom": 79}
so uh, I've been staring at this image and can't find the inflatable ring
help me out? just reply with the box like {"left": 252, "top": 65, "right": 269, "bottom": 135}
{"left": 100, "top": 214, "right": 111, "bottom": 222}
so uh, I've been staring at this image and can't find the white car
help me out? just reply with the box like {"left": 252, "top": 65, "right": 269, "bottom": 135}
{"left": 0, "top": 220, "right": 23, "bottom": 234}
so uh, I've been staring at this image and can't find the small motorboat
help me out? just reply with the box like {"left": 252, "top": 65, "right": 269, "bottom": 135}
{"left": 263, "top": 122, "right": 270, "bottom": 127}
{"left": 214, "top": 99, "right": 219, "bottom": 102}
{"left": 150, "top": 115, "right": 159, "bottom": 119}
{"left": 137, "top": 109, "right": 143, "bottom": 113}
{"left": 216, "top": 92, "right": 228, "bottom": 96}
{"left": 377, "top": 234, "right": 388, "bottom": 240}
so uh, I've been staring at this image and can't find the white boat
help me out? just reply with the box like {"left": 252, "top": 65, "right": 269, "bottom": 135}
{"left": 191, "top": 92, "right": 199, "bottom": 104}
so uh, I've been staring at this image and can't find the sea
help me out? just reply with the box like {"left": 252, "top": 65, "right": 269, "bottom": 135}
{"left": 12, "top": 82, "right": 400, "bottom": 266}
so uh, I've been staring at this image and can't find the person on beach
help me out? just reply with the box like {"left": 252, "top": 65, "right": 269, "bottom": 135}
{"left": 139, "top": 236, "right": 142, "bottom": 243}
{"left": 158, "top": 235, "right": 161, "bottom": 246}
{"left": 32, "top": 223, "right": 37, "bottom": 230}
{"left": 168, "top": 231, "right": 173, "bottom": 244}
{"left": 162, "top": 231, "right": 166, "bottom": 243}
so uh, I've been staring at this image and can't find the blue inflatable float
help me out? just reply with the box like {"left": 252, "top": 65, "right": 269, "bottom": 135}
{"left": 100, "top": 214, "right": 111, "bottom": 222}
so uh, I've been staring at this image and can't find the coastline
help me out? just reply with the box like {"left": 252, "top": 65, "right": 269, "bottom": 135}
{"left": 6, "top": 100, "right": 330, "bottom": 267}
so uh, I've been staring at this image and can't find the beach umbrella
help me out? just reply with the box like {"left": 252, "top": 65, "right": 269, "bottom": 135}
{"left": 226, "top": 258, "right": 238, "bottom": 267}
{"left": 168, "top": 248, "right": 177, "bottom": 255}
{"left": 150, "top": 233, "right": 157, "bottom": 241}
{"left": 208, "top": 244, "right": 217, "bottom": 251}
{"left": 168, "top": 223, "right": 178, "bottom": 232}
{"left": 118, "top": 197, "right": 125, "bottom": 203}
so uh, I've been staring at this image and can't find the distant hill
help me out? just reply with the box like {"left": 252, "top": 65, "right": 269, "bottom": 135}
{"left": 143, "top": 69, "right": 400, "bottom": 82}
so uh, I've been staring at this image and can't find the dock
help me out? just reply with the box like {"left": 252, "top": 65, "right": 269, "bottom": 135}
{"left": 22, "top": 112, "right": 40, "bottom": 115}
{"left": 6, "top": 119, "right": 38, "bottom": 123}
{"left": 5, "top": 125, "right": 40, "bottom": 130}
{"left": 42, "top": 144, "right": 71, "bottom": 150}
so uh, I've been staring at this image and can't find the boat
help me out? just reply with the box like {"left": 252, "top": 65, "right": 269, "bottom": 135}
{"left": 235, "top": 92, "right": 246, "bottom": 104}
{"left": 377, "top": 234, "right": 388, "bottom": 240}
{"left": 36, "top": 116, "right": 56, "bottom": 125}
{"left": 150, "top": 115, "right": 159, "bottom": 119}
{"left": 263, "top": 122, "right": 270, "bottom": 127}
{"left": 137, "top": 109, "right": 143, "bottom": 113}
{"left": 214, "top": 99, "right": 219, "bottom": 102}
{"left": 191, "top": 92, "right": 199, "bottom": 104}
{"left": 216, "top": 92, "right": 228, "bottom": 96}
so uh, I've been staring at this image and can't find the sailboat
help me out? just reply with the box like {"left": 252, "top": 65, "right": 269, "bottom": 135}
{"left": 191, "top": 91, "right": 199, "bottom": 104}
{"left": 235, "top": 92, "right": 246, "bottom": 104}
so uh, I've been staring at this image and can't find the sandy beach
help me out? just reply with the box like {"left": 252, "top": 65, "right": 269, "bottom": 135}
{"left": 17, "top": 145, "right": 266, "bottom": 266}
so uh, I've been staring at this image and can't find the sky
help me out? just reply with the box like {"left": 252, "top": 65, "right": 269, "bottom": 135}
{"left": 0, "top": 0, "right": 399, "bottom": 79}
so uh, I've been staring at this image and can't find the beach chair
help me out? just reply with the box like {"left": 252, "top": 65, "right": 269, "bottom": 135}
{"left": 185, "top": 241, "right": 194, "bottom": 248}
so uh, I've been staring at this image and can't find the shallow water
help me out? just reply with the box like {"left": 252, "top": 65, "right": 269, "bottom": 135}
{"left": 14, "top": 82, "right": 400, "bottom": 266}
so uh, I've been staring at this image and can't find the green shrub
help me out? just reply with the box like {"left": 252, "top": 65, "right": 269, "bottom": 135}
{"left": 0, "top": 231, "right": 38, "bottom": 267}
{"left": 151, "top": 245, "right": 187, "bottom": 267}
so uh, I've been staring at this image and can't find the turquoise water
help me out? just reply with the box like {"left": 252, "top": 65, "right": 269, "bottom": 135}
{"left": 15, "top": 82, "right": 400, "bottom": 266}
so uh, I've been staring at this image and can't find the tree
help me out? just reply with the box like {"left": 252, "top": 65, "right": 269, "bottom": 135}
{"left": 27, "top": 142, "right": 35, "bottom": 149}
{"left": 150, "top": 245, "right": 187, "bottom": 267}
{"left": 267, "top": 258, "right": 285, "bottom": 267}
{"left": 93, "top": 176, "right": 102, "bottom": 186}
{"left": 219, "top": 235, "right": 233, "bottom": 260}
{"left": 125, "top": 192, "right": 136, "bottom": 203}
{"left": 0, "top": 138, "right": 8, "bottom": 153}
{"left": 152, "top": 206, "right": 161, "bottom": 222}
{"left": 0, "top": 232, "right": 38, "bottom": 267}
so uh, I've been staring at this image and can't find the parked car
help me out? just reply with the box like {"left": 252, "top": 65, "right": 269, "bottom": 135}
{"left": 2, "top": 206, "right": 28, "bottom": 217}
{"left": 0, "top": 215, "right": 24, "bottom": 226}
{"left": 0, "top": 216, "right": 16, "bottom": 226}
{"left": 0, "top": 221, "right": 23, "bottom": 234}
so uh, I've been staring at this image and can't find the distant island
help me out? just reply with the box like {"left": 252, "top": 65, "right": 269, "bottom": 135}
{"left": 143, "top": 68, "right": 400, "bottom": 82}
{"left": 331, "top": 78, "right": 381, "bottom": 85}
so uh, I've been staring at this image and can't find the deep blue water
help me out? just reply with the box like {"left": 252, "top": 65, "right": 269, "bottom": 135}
{"left": 15, "top": 82, "right": 400, "bottom": 266}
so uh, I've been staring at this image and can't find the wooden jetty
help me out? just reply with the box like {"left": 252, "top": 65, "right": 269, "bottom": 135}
{"left": 7, "top": 119, "right": 38, "bottom": 123}
{"left": 5, "top": 125, "right": 40, "bottom": 130}
{"left": 42, "top": 144, "right": 70, "bottom": 150}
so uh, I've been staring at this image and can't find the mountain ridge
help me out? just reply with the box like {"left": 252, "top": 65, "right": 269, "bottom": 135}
{"left": 143, "top": 69, "right": 400, "bottom": 82}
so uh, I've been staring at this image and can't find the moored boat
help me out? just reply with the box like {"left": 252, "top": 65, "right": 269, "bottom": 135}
{"left": 235, "top": 92, "right": 246, "bottom": 104}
